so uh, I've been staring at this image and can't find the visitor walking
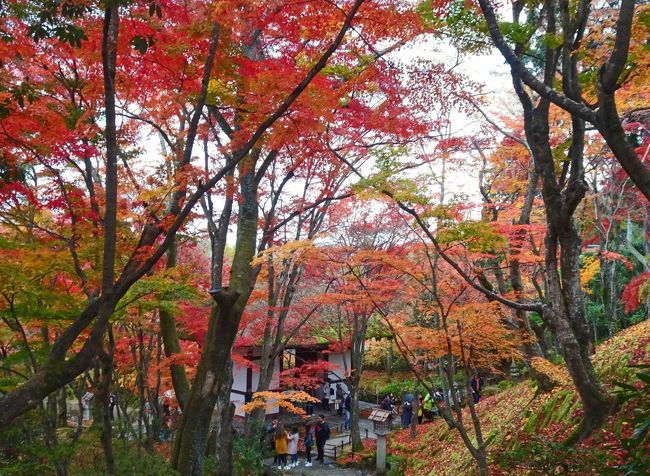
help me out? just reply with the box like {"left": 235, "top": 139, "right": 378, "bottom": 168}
{"left": 274, "top": 421, "right": 289, "bottom": 470}
{"left": 267, "top": 418, "right": 279, "bottom": 465}
{"left": 322, "top": 382, "right": 330, "bottom": 411}
{"left": 314, "top": 414, "right": 330, "bottom": 463}
{"left": 401, "top": 399, "right": 413, "bottom": 428}
{"left": 108, "top": 393, "right": 116, "bottom": 420}
{"left": 287, "top": 427, "right": 299, "bottom": 468}
{"left": 336, "top": 384, "right": 344, "bottom": 415}
{"left": 303, "top": 422, "right": 315, "bottom": 467}
{"left": 449, "top": 383, "right": 462, "bottom": 408}
{"left": 423, "top": 391, "right": 434, "bottom": 420}
{"left": 471, "top": 373, "right": 484, "bottom": 404}
{"left": 434, "top": 387, "right": 445, "bottom": 414}
{"left": 343, "top": 392, "right": 351, "bottom": 431}
{"left": 328, "top": 384, "right": 337, "bottom": 413}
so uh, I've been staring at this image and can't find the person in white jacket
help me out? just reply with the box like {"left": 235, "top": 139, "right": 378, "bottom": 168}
{"left": 287, "top": 427, "right": 299, "bottom": 468}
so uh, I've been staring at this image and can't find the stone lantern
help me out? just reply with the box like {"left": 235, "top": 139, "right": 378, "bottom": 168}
{"left": 368, "top": 408, "right": 392, "bottom": 475}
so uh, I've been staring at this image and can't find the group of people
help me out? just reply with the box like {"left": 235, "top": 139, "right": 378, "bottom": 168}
{"left": 320, "top": 382, "right": 352, "bottom": 431}
{"left": 268, "top": 414, "right": 331, "bottom": 469}
{"left": 379, "top": 373, "right": 485, "bottom": 428}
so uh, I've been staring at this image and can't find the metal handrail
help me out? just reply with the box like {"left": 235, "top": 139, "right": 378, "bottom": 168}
{"left": 323, "top": 432, "right": 351, "bottom": 460}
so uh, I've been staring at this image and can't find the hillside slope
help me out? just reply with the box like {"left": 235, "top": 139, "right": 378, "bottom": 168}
{"left": 383, "top": 319, "right": 650, "bottom": 475}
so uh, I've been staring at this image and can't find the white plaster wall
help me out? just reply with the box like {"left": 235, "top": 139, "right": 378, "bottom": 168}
{"left": 327, "top": 350, "right": 351, "bottom": 384}
{"left": 232, "top": 357, "right": 281, "bottom": 416}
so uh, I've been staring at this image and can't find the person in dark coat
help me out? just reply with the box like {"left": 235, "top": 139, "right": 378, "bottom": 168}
{"left": 400, "top": 400, "right": 413, "bottom": 428}
{"left": 303, "top": 422, "right": 315, "bottom": 467}
{"left": 314, "top": 414, "right": 330, "bottom": 463}
{"left": 108, "top": 393, "right": 116, "bottom": 420}
{"left": 343, "top": 393, "right": 352, "bottom": 431}
{"left": 471, "top": 373, "right": 484, "bottom": 404}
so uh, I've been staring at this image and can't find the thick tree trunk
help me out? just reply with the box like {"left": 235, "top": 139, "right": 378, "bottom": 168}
{"left": 213, "top": 365, "right": 236, "bottom": 475}
{"left": 42, "top": 392, "right": 68, "bottom": 476}
{"left": 57, "top": 387, "right": 67, "bottom": 427}
{"left": 410, "top": 388, "right": 417, "bottom": 439}
{"left": 515, "top": 0, "right": 610, "bottom": 433}
{"left": 159, "top": 239, "right": 190, "bottom": 410}
{"left": 172, "top": 295, "right": 239, "bottom": 476}
{"left": 540, "top": 183, "right": 609, "bottom": 439}
{"left": 98, "top": 338, "right": 115, "bottom": 474}
{"left": 173, "top": 155, "right": 259, "bottom": 475}
{"left": 349, "top": 316, "right": 366, "bottom": 452}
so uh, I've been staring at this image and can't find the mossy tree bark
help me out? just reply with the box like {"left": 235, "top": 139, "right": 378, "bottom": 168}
{"left": 158, "top": 239, "right": 190, "bottom": 410}
{"left": 475, "top": 0, "right": 610, "bottom": 438}
{"left": 172, "top": 155, "right": 259, "bottom": 476}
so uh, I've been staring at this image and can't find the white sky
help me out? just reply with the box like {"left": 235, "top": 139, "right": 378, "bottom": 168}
{"left": 135, "top": 30, "right": 518, "bottom": 243}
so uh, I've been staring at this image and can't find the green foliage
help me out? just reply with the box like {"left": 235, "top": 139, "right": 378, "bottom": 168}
{"left": 581, "top": 235, "right": 645, "bottom": 341}
{"left": 365, "top": 315, "right": 394, "bottom": 340}
{"left": 114, "top": 267, "right": 199, "bottom": 320}
{"left": 386, "top": 453, "right": 407, "bottom": 475}
{"left": 88, "top": 448, "right": 179, "bottom": 476}
{"left": 373, "top": 146, "right": 409, "bottom": 173}
{"left": 130, "top": 35, "right": 155, "bottom": 54}
{"left": 551, "top": 138, "right": 572, "bottom": 169}
{"left": 497, "top": 379, "right": 517, "bottom": 392}
{"left": 232, "top": 435, "right": 266, "bottom": 476}
{"left": 205, "top": 435, "right": 266, "bottom": 475}
{"left": 437, "top": 220, "right": 507, "bottom": 253}
{"left": 353, "top": 172, "right": 429, "bottom": 206}
{"left": 380, "top": 380, "right": 424, "bottom": 398}
{"left": 543, "top": 32, "right": 564, "bottom": 49}
{"left": 322, "top": 55, "right": 374, "bottom": 81}
{"left": 419, "top": 0, "right": 491, "bottom": 54}
{"left": 498, "top": 22, "right": 536, "bottom": 45}
{"left": 608, "top": 365, "right": 650, "bottom": 475}
{"left": 352, "top": 147, "right": 432, "bottom": 205}
{"left": 0, "top": 82, "right": 38, "bottom": 119}
{"left": 499, "top": 434, "right": 611, "bottom": 474}
{"left": 22, "top": 0, "right": 89, "bottom": 47}
{"left": 0, "top": 412, "right": 51, "bottom": 476}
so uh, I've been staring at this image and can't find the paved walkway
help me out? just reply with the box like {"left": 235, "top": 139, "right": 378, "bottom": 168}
{"left": 266, "top": 461, "right": 373, "bottom": 475}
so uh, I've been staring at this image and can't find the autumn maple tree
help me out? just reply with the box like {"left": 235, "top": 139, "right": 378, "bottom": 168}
{"left": 1, "top": 0, "right": 648, "bottom": 474}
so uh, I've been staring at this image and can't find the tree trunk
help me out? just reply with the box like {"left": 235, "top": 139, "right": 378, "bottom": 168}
{"left": 213, "top": 365, "right": 236, "bottom": 475}
{"left": 173, "top": 154, "right": 259, "bottom": 475}
{"left": 159, "top": 238, "right": 191, "bottom": 410}
{"left": 172, "top": 295, "right": 239, "bottom": 475}
{"left": 42, "top": 392, "right": 68, "bottom": 476}
{"left": 98, "top": 334, "right": 115, "bottom": 475}
{"left": 543, "top": 222, "right": 609, "bottom": 438}
{"left": 514, "top": 0, "right": 610, "bottom": 434}
{"left": 349, "top": 314, "right": 366, "bottom": 452}
{"left": 349, "top": 379, "right": 362, "bottom": 451}
{"left": 57, "top": 387, "right": 67, "bottom": 427}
